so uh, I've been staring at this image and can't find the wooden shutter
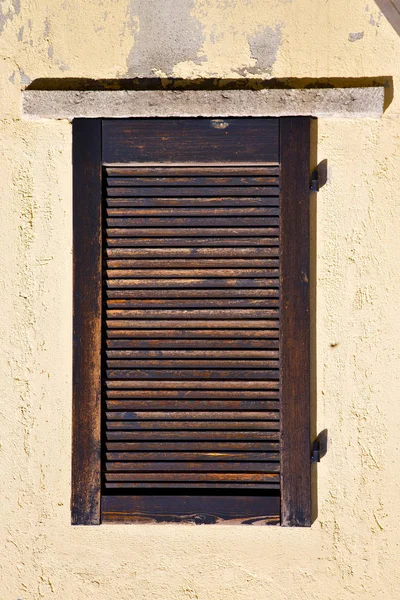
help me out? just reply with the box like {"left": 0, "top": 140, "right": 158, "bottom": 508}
{"left": 72, "top": 118, "right": 311, "bottom": 526}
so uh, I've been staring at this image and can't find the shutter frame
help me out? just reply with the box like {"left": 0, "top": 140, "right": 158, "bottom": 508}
{"left": 71, "top": 119, "right": 103, "bottom": 525}
{"left": 72, "top": 117, "right": 312, "bottom": 526}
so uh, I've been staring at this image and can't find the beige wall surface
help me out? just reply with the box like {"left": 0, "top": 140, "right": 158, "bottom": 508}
{"left": 1, "top": 1, "right": 400, "bottom": 599}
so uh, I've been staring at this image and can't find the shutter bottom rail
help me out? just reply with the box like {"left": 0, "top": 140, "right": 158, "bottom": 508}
{"left": 101, "top": 494, "right": 280, "bottom": 525}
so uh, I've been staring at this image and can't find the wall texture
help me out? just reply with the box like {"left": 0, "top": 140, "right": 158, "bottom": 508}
{"left": 1, "top": 1, "right": 400, "bottom": 599}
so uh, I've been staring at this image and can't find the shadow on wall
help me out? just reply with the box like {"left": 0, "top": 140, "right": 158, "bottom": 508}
{"left": 375, "top": 0, "right": 400, "bottom": 36}
{"left": 26, "top": 77, "right": 394, "bottom": 112}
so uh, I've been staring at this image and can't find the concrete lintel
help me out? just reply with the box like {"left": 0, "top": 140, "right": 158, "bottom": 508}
{"left": 22, "top": 88, "right": 385, "bottom": 120}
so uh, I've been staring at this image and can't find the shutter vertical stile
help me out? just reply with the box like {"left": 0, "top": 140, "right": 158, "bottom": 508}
{"left": 102, "top": 166, "right": 282, "bottom": 496}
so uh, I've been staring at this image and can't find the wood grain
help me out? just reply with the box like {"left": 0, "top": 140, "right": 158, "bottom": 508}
{"left": 71, "top": 119, "right": 102, "bottom": 525}
{"left": 280, "top": 117, "right": 311, "bottom": 527}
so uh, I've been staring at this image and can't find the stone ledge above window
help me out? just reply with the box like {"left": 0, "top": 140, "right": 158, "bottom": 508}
{"left": 22, "top": 87, "right": 385, "bottom": 121}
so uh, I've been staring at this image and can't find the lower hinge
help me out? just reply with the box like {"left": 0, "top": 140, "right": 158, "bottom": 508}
{"left": 310, "top": 168, "right": 319, "bottom": 192}
{"left": 311, "top": 439, "right": 321, "bottom": 462}
{"left": 311, "top": 429, "right": 328, "bottom": 463}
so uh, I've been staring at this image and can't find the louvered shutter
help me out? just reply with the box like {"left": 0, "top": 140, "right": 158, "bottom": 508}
{"left": 72, "top": 117, "right": 311, "bottom": 526}
{"left": 104, "top": 165, "right": 281, "bottom": 493}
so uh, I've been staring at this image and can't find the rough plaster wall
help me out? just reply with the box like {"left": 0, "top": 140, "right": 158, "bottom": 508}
{"left": 0, "top": 0, "right": 400, "bottom": 599}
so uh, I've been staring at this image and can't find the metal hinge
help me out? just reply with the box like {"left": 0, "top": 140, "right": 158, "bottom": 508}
{"left": 311, "top": 439, "right": 321, "bottom": 463}
{"left": 310, "top": 168, "right": 319, "bottom": 192}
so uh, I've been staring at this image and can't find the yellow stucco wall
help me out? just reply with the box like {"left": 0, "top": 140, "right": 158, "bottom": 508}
{"left": 1, "top": 1, "right": 400, "bottom": 598}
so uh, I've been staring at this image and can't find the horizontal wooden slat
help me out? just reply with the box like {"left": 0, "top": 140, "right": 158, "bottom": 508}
{"left": 107, "top": 369, "right": 279, "bottom": 380}
{"left": 106, "top": 380, "right": 279, "bottom": 389}
{"left": 107, "top": 288, "right": 278, "bottom": 298}
{"left": 107, "top": 279, "right": 279, "bottom": 289}
{"left": 108, "top": 269, "right": 279, "bottom": 279}
{"left": 106, "top": 246, "right": 279, "bottom": 258}
{"left": 108, "top": 186, "right": 279, "bottom": 197}
{"left": 107, "top": 308, "right": 279, "bottom": 319}
{"left": 107, "top": 421, "right": 279, "bottom": 431}
{"left": 107, "top": 329, "right": 279, "bottom": 339}
{"left": 107, "top": 197, "right": 280, "bottom": 207}
{"left": 106, "top": 411, "right": 279, "bottom": 421}
{"left": 107, "top": 298, "right": 279, "bottom": 309}
{"left": 106, "top": 399, "right": 279, "bottom": 409}
{"left": 107, "top": 217, "right": 279, "bottom": 228}
{"left": 105, "top": 166, "right": 280, "bottom": 177}
{"left": 106, "top": 259, "right": 279, "bottom": 269}
{"left": 107, "top": 236, "right": 280, "bottom": 247}
{"left": 106, "top": 320, "right": 279, "bottom": 329}
{"left": 106, "top": 339, "right": 279, "bottom": 349}
{"left": 107, "top": 207, "right": 279, "bottom": 217}
{"left": 107, "top": 228, "right": 279, "bottom": 238}
{"left": 107, "top": 176, "right": 279, "bottom": 187}
{"left": 106, "top": 441, "right": 280, "bottom": 451}
{"left": 104, "top": 482, "right": 280, "bottom": 489}
{"left": 105, "top": 472, "right": 280, "bottom": 482}
{"left": 106, "top": 451, "right": 280, "bottom": 461}
{"left": 106, "top": 462, "right": 280, "bottom": 472}
{"left": 106, "top": 350, "right": 279, "bottom": 359}
{"left": 107, "top": 359, "right": 279, "bottom": 369}
{"left": 106, "top": 430, "right": 279, "bottom": 440}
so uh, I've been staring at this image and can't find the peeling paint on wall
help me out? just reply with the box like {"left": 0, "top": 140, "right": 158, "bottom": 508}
{"left": 127, "top": 0, "right": 205, "bottom": 76}
{"left": 247, "top": 24, "right": 282, "bottom": 75}
{"left": 0, "top": 0, "right": 20, "bottom": 33}
{"left": 349, "top": 31, "right": 365, "bottom": 41}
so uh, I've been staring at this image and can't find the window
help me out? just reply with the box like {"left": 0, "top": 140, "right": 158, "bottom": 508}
{"left": 71, "top": 117, "right": 311, "bottom": 526}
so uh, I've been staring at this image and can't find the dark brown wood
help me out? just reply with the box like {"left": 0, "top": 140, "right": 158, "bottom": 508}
{"left": 107, "top": 207, "right": 280, "bottom": 216}
{"left": 107, "top": 421, "right": 279, "bottom": 431}
{"left": 106, "top": 451, "right": 280, "bottom": 461}
{"left": 106, "top": 441, "right": 280, "bottom": 451}
{"left": 106, "top": 349, "right": 279, "bottom": 358}
{"left": 107, "top": 186, "right": 279, "bottom": 197}
{"left": 105, "top": 483, "right": 280, "bottom": 489}
{"left": 106, "top": 308, "right": 279, "bottom": 318}
{"left": 106, "top": 411, "right": 278, "bottom": 420}
{"left": 106, "top": 247, "right": 279, "bottom": 257}
{"left": 71, "top": 119, "right": 102, "bottom": 525}
{"left": 106, "top": 329, "right": 280, "bottom": 339}
{"left": 107, "top": 236, "right": 280, "bottom": 247}
{"left": 280, "top": 117, "right": 311, "bottom": 527}
{"left": 107, "top": 176, "right": 279, "bottom": 186}
{"left": 107, "top": 379, "right": 279, "bottom": 389}
{"left": 107, "top": 227, "right": 278, "bottom": 237}
{"left": 107, "top": 197, "right": 280, "bottom": 207}
{"left": 105, "top": 472, "right": 280, "bottom": 482}
{"left": 106, "top": 369, "right": 280, "bottom": 380}
{"left": 106, "top": 431, "right": 279, "bottom": 441}
{"left": 106, "top": 338, "right": 279, "bottom": 348}
{"left": 106, "top": 462, "right": 280, "bottom": 472}
{"left": 102, "top": 118, "right": 279, "bottom": 163}
{"left": 106, "top": 399, "right": 279, "bottom": 408}
{"left": 106, "top": 320, "right": 279, "bottom": 329}
{"left": 107, "top": 279, "right": 279, "bottom": 289}
{"left": 107, "top": 298, "right": 279, "bottom": 308}
{"left": 106, "top": 259, "right": 279, "bottom": 269}
{"left": 106, "top": 166, "right": 280, "bottom": 176}
{"left": 101, "top": 495, "right": 280, "bottom": 524}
